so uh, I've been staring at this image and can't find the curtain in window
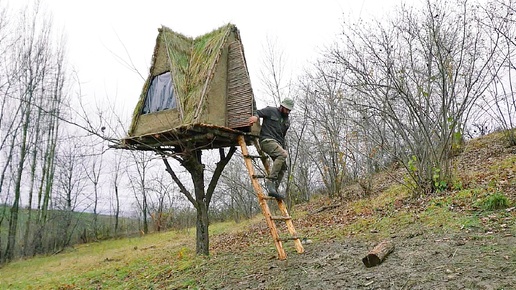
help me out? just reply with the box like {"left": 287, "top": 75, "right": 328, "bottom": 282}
{"left": 142, "top": 72, "right": 176, "bottom": 114}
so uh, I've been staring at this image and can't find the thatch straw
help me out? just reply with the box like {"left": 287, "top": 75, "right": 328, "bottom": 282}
{"left": 128, "top": 24, "right": 235, "bottom": 136}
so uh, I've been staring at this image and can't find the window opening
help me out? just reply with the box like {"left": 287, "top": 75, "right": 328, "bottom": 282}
{"left": 142, "top": 71, "right": 176, "bottom": 114}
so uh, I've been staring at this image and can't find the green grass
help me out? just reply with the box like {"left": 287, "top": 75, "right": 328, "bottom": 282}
{"left": 0, "top": 192, "right": 510, "bottom": 289}
{"left": 420, "top": 205, "right": 470, "bottom": 229}
{"left": 352, "top": 183, "right": 410, "bottom": 215}
{"left": 2, "top": 226, "right": 190, "bottom": 289}
{"left": 0, "top": 219, "right": 265, "bottom": 289}
{"left": 476, "top": 192, "right": 511, "bottom": 210}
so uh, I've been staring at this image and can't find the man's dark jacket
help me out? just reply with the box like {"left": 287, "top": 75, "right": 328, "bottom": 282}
{"left": 254, "top": 106, "right": 290, "bottom": 147}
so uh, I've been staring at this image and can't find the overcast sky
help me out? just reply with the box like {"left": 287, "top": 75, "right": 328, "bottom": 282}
{"left": 28, "top": 0, "right": 401, "bottom": 118}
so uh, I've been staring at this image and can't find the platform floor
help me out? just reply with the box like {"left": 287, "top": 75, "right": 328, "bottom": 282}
{"left": 117, "top": 123, "right": 257, "bottom": 151}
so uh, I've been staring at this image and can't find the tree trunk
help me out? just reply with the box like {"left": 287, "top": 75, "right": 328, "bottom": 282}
{"left": 142, "top": 190, "right": 148, "bottom": 234}
{"left": 162, "top": 146, "right": 235, "bottom": 256}
{"left": 23, "top": 107, "right": 42, "bottom": 256}
{"left": 187, "top": 150, "right": 209, "bottom": 255}
{"left": 0, "top": 133, "right": 18, "bottom": 263}
{"left": 114, "top": 183, "right": 120, "bottom": 235}
{"left": 5, "top": 88, "right": 33, "bottom": 261}
{"left": 93, "top": 184, "right": 99, "bottom": 239}
{"left": 195, "top": 201, "right": 210, "bottom": 255}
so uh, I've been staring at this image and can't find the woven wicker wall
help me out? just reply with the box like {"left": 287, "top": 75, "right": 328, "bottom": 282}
{"left": 226, "top": 40, "right": 254, "bottom": 129}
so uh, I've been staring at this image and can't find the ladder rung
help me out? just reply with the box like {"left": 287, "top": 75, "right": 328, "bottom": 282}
{"left": 278, "top": 236, "right": 300, "bottom": 242}
{"left": 243, "top": 154, "right": 263, "bottom": 159}
{"left": 262, "top": 196, "right": 277, "bottom": 200}
{"left": 252, "top": 174, "right": 266, "bottom": 179}
{"left": 271, "top": 215, "right": 292, "bottom": 221}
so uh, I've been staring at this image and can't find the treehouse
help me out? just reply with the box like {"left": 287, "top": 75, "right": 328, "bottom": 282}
{"left": 121, "top": 24, "right": 258, "bottom": 150}
{"left": 118, "top": 24, "right": 304, "bottom": 260}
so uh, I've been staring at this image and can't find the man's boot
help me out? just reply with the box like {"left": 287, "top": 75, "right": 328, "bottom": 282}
{"left": 265, "top": 179, "right": 284, "bottom": 200}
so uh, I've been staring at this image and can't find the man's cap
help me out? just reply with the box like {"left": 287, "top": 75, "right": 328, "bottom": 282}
{"left": 280, "top": 98, "right": 294, "bottom": 111}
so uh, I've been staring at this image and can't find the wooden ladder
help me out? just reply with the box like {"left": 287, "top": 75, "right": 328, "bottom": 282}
{"left": 237, "top": 135, "right": 304, "bottom": 260}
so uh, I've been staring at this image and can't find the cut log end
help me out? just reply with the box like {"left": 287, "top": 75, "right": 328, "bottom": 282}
{"left": 362, "top": 254, "right": 381, "bottom": 268}
{"left": 362, "top": 240, "right": 394, "bottom": 268}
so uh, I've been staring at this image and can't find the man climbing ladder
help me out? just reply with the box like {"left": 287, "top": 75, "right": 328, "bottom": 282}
{"left": 237, "top": 134, "right": 304, "bottom": 260}
{"left": 248, "top": 98, "right": 295, "bottom": 200}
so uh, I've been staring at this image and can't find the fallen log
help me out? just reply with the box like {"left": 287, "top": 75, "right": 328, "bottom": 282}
{"left": 362, "top": 240, "right": 394, "bottom": 268}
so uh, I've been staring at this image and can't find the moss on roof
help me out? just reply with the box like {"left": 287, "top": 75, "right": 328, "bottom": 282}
{"left": 128, "top": 24, "right": 234, "bottom": 136}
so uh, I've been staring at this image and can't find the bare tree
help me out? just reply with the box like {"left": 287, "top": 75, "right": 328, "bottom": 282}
{"left": 0, "top": 3, "right": 22, "bottom": 262}
{"left": 109, "top": 149, "right": 124, "bottom": 235}
{"left": 216, "top": 156, "right": 259, "bottom": 222}
{"left": 52, "top": 136, "right": 89, "bottom": 248}
{"left": 162, "top": 146, "right": 236, "bottom": 255}
{"left": 473, "top": 0, "right": 516, "bottom": 144}
{"left": 259, "top": 36, "right": 292, "bottom": 106}
{"left": 33, "top": 34, "right": 66, "bottom": 257}
{"left": 296, "top": 62, "right": 354, "bottom": 198}
{"left": 321, "top": 0, "right": 505, "bottom": 194}
{"left": 127, "top": 150, "right": 155, "bottom": 235}
{"left": 83, "top": 142, "right": 105, "bottom": 240}
{"left": 0, "top": 1, "right": 67, "bottom": 262}
{"left": 5, "top": 2, "right": 62, "bottom": 261}
{"left": 146, "top": 170, "right": 176, "bottom": 232}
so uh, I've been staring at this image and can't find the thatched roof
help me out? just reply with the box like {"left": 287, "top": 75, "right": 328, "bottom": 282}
{"left": 128, "top": 23, "right": 236, "bottom": 136}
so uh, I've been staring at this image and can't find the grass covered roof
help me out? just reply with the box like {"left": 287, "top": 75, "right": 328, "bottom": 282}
{"left": 128, "top": 23, "right": 236, "bottom": 136}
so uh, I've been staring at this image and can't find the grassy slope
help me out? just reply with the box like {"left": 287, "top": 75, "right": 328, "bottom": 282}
{"left": 0, "top": 131, "right": 515, "bottom": 289}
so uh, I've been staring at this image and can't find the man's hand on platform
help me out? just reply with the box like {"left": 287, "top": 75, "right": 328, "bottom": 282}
{"left": 249, "top": 115, "right": 258, "bottom": 124}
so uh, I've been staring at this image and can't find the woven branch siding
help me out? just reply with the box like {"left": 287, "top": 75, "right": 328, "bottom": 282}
{"left": 227, "top": 41, "right": 254, "bottom": 128}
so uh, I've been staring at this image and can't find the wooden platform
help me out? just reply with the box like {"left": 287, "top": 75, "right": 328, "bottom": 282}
{"left": 117, "top": 123, "right": 257, "bottom": 151}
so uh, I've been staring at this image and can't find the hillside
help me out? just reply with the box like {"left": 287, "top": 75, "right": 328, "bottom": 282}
{"left": 0, "top": 131, "right": 515, "bottom": 289}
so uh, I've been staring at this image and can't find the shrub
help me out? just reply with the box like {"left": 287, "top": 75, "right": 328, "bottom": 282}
{"left": 477, "top": 192, "right": 510, "bottom": 210}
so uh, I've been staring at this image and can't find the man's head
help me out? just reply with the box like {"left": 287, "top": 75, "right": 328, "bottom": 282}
{"left": 280, "top": 98, "right": 294, "bottom": 115}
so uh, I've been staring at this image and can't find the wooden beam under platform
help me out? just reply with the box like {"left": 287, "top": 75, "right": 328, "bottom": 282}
{"left": 112, "top": 123, "right": 258, "bottom": 151}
